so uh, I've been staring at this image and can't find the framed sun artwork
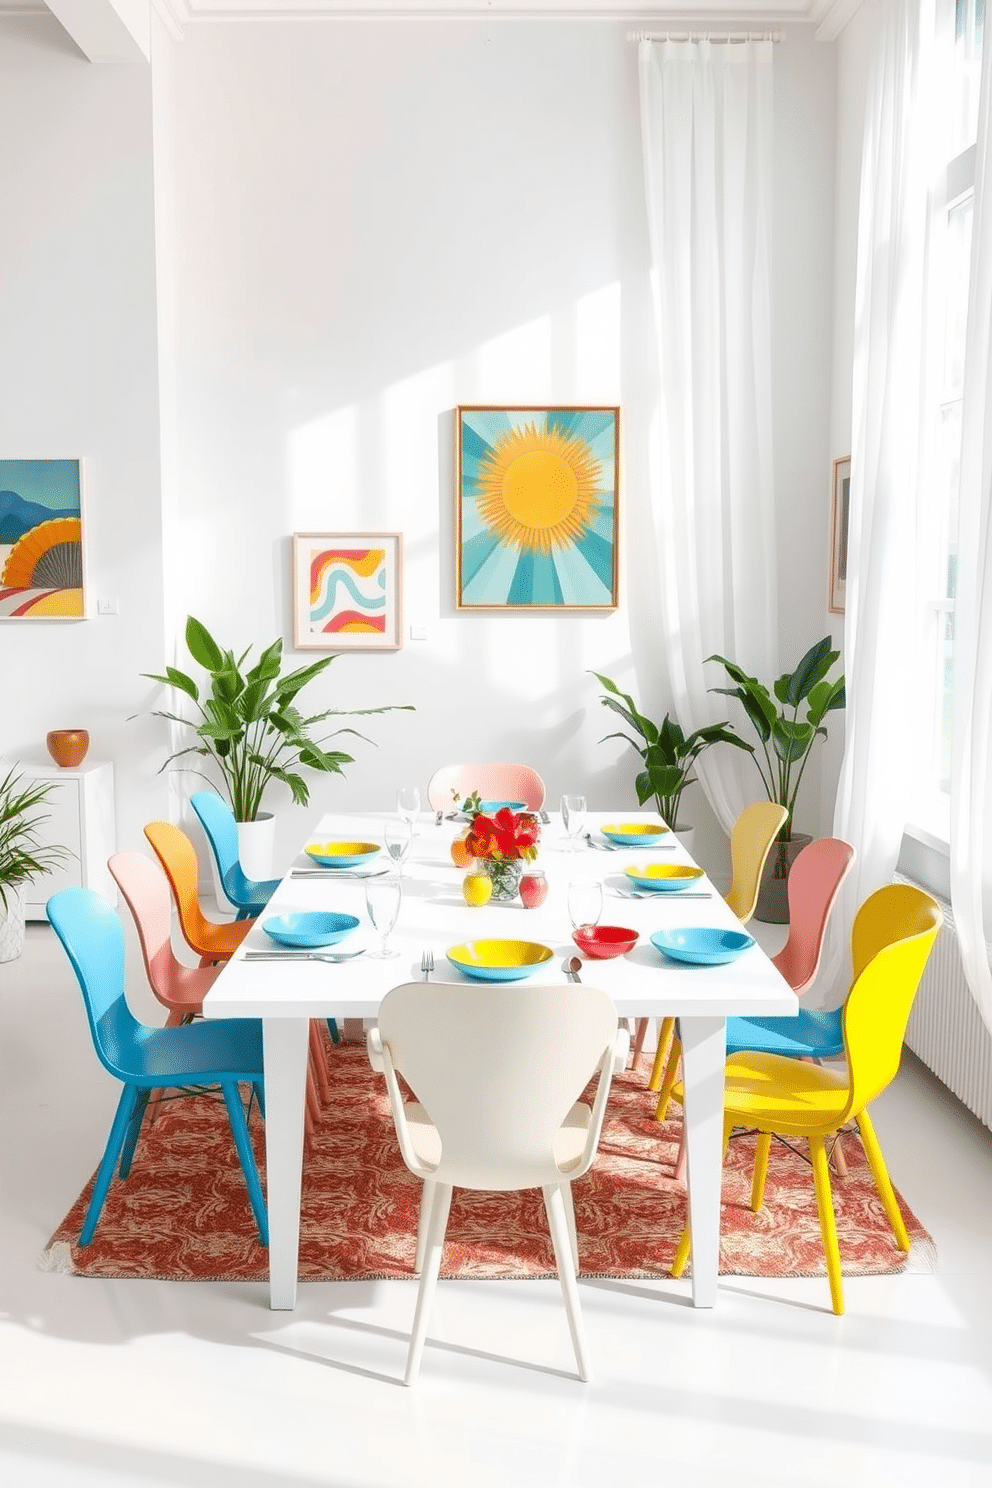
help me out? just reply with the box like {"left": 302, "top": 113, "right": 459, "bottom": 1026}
{"left": 0, "top": 459, "right": 86, "bottom": 619}
{"left": 292, "top": 532, "right": 402, "bottom": 651}
{"left": 456, "top": 406, "right": 620, "bottom": 610}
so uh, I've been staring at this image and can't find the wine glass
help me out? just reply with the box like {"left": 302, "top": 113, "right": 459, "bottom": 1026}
{"left": 568, "top": 878, "right": 603, "bottom": 932}
{"left": 560, "top": 793, "right": 587, "bottom": 853}
{"left": 365, "top": 874, "right": 402, "bottom": 959}
{"left": 384, "top": 817, "right": 413, "bottom": 875}
{"left": 396, "top": 786, "right": 421, "bottom": 833}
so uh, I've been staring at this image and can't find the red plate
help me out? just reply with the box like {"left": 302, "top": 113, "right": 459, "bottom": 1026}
{"left": 572, "top": 924, "right": 639, "bottom": 959}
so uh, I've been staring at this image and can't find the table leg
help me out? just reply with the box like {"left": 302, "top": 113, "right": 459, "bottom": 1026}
{"left": 679, "top": 1016, "right": 726, "bottom": 1309}
{"left": 262, "top": 1017, "right": 310, "bottom": 1310}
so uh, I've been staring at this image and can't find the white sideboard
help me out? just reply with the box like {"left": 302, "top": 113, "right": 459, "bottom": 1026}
{"left": 15, "top": 760, "right": 117, "bottom": 920}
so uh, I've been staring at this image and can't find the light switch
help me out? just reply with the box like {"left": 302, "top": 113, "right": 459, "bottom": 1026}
{"left": 410, "top": 624, "right": 428, "bottom": 641}
{"left": 97, "top": 598, "right": 119, "bottom": 615}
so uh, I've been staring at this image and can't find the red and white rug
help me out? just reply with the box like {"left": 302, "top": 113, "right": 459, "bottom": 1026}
{"left": 41, "top": 1037, "right": 936, "bottom": 1284}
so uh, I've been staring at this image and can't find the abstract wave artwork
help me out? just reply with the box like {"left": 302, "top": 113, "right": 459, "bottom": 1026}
{"left": 293, "top": 532, "right": 402, "bottom": 651}
{"left": 0, "top": 459, "right": 86, "bottom": 619}
{"left": 456, "top": 407, "right": 619, "bottom": 610}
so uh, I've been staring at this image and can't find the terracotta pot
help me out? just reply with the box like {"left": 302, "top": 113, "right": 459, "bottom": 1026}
{"left": 754, "top": 832, "right": 812, "bottom": 925}
{"left": 46, "top": 729, "right": 89, "bottom": 768}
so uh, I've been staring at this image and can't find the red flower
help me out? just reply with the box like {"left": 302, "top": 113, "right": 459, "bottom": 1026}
{"left": 465, "top": 808, "right": 540, "bottom": 862}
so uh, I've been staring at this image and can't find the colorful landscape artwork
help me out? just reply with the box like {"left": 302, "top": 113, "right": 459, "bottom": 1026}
{"left": 456, "top": 406, "right": 619, "bottom": 610}
{"left": 292, "top": 532, "right": 402, "bottom": 651}
{"left": 0, "top": 459, "right": 85, "bottom": 619}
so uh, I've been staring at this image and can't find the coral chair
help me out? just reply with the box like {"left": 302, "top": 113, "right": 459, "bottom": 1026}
{"left": 668, "top": 883, "right": 942, "bottom": 1313}
{"left": 143, "top": 820, "right": 252, "bottom": 964}
{"left": 47, "top": 887, "right": 269, "bottom": 1247}
{"left": 108, "top": 850, "right": 222, "bottom": 1026}
{"left": 426, "top": 763, "right": 546, "bottom": 812}
{"left": 190, "top": 791, "right": 281, "bottom": 920}
{"left": 368, "top": 980, "right": 628, "bottom": 1383}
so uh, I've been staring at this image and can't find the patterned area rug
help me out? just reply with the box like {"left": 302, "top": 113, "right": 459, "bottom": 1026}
{"left": 41, "top": 1036, "right": 936, "bottom": 1283}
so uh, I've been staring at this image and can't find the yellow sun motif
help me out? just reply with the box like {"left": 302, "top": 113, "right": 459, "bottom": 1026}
{"left": 2, "top": 517, "right": 83, "bottom": 589}
{"left": 475, "top": 424, "right": 603, "bottom": 554}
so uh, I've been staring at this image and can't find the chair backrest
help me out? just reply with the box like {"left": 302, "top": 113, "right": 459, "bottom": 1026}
{"left": 841, "top": 884, "right": 943, "bottom": 1119}
{"left": 47, "top": 887, "right": 141, "bottom": 1083}
{"left": 724, "top": 801, "right": 789, "bottom": 923}
{"left": 374, "top": 981, "right": 620, "bottom": 1191}
{"left": 771, "top": 837, "right": 856, "bottom": 993}
{"left": 190, "top": 791, "right": 242, "bottom": 888}
{"left": 108, "top": 850, "right": 219, "bottom": 1015}
{"left": 426, "top": 764, "right": 546, "bottom": 811}
{"left": 143, "top": 819, "right": 216, "bottom": 951}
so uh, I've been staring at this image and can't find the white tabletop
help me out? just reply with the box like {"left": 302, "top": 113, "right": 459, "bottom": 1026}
{"left": 204, "top": 810, "right": 796, "bottom": 1023}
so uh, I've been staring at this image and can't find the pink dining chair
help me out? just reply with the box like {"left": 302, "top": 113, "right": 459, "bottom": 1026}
{"left": 108, "top": 850, "right": 328, "bottom": 1136}
{"left": 426, "top": 763, "right": 546, "bottom": 812}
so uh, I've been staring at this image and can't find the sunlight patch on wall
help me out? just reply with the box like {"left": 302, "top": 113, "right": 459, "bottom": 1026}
{"left": 476, "top": 314, "right": 552, "bottom": 401}
{"left": 289, "top": 404, "right": 361, "bottom": 526}
{"left": 576, "top": 282, "right": 621, "bottom": 396}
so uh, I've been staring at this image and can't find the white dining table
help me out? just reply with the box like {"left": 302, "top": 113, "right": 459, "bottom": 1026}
{"left": 203, "top": 809, "right": 797, "bottom": 1311}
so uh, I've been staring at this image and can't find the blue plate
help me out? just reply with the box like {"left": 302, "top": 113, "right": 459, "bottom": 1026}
{"left": 263, "top": 912, "right": 361, "bottom": 949}
{"left": 602, "top": 822, "right": 670, "bottom": 847}
{"left": 651, "top": 927, "right": 755, "bottom": 966}
{"left": 459, "top": 799, "right": 528, "bottom": 819}
{"left": 446, "top": 938, "right": 554, "bottom": 982}
{"left": 305, "top": 841, "right": 380, "bottom": 869}
{"left": 625, "top": 864, "right": 705, "bottom": 892}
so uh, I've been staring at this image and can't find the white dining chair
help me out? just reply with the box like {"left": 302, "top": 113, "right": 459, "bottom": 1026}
{"left": 368, "top": 980, "right": 629, "bottom": 1384}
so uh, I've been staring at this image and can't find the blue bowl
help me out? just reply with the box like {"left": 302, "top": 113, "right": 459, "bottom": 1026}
{"left": 459, "top": 799, "right": 528, "bottom": 819}
{"left": 650, "top": 927, "right": 755, "bottom": 966}
{"left": 263, "top": 912, "right": 361, "bottom": 949}
{"left": 602, "top": 822, "right": 670, "bottom": 847}
{"left": 446, "top": 939, "right": 554, "bottom": 982}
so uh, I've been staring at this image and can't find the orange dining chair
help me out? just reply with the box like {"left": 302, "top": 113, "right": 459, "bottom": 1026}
{"left": 426, "top": 763, "right": 546, "bottom": 813}
{"left": 647, "top": 800, "right": 789, "bottom": 1105}
{"left": 667, "top": 883, "right": 942, "bottom": 1313}
{"left": 143, "top": 819, "right": 253, "bottom": 964}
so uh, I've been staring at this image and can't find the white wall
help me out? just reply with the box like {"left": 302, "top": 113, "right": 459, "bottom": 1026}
{"left": 1, "top": 13, "right": 841, "bottom": 881}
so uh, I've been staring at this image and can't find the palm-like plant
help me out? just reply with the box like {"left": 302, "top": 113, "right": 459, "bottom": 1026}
{"left": 143, "top": 616, "right": 413, "bottom": 823}
{"left": 0, "top": 769, "right": 71, "bottom": 914}
{"left": 591, "top": 672, "right": 750, "bottom": 827}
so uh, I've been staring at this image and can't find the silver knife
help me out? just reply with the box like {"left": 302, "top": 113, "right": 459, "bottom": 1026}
{"left": 290, "top": 868, "right": 390, "bottom": 879}
{"left": 244, "top": 949, "right": 367, "bottom": 963}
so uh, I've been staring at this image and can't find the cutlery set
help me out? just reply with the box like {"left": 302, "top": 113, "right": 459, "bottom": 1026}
{"left": 244, "top": 949, "right": 367, "bottom": 963}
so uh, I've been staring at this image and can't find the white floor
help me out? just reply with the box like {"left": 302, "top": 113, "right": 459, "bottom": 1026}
{"left": 2, "top": 916, "right": 992, "bottom": 1488}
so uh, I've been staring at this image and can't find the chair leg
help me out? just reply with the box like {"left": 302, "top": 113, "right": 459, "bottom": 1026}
{"left": 414, "top": 1179, "right": 438, "bottom": 1277}
{"left": 326, "top": 1018, "right": 340, "bottom": 1044}
{"left": 750, "top": 1132, "right": 773, "bottom": 1211}
{"left": 856, "top": 1108, "right": 910, "bottom": 1251}
{"left": 559, "top": 1176, "right": 580, "bottom": 1269}
{"left": 671, "top": 1117, "right": 733, "bottom": 1279}
{"left": 830, "top": 1131, "right": 849, "bottom": 1178}
{"left": 648, "top": 1018, "right": 676, "bottom": 1092}
{"left": 809, "top": 1133, "right": 844, "bottom": 1314}
{"left": 405, "top": 1182, "right": 453, "bottom": 1385}
{"left": 654, "top": 1037, "right": 682, "bottom": 1123}
{"left": 221, "top": 1080, "right": 269, "bottom": 1247}
{"left": 309, "top": 1021, "right": 331, "bottom": 1103}
{"left": 631, "top": 1018, "right": 650, "bottom": 1069}
{"left": 117, "top": 1088, "right": 152, "bottom": 1179}
{"left": 79, "top": 1084, "right": 140, "bottom": 1246}
{"left": 544, "top": 1183, "right": 591, "bottom": 1382}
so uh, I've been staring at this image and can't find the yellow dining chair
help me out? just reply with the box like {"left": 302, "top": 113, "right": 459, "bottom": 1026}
{"left": 648, "top": 800, "right": 789, "bottom": 1108}
{"left": 668, "top": 883, "right": 943, "bottom": 1314}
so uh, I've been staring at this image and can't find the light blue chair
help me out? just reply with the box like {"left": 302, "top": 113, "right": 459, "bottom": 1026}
{"left": 189, "top": 791, "right": 282, "bottom": 921}
{"left": 47, "top": 887, "right": 269, "bottom": 1247}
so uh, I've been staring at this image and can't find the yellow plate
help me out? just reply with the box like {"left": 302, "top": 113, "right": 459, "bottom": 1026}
{"left": 602, "top": 822, "right": 670, "bottom": 846}
{"left": 625, "top": 863, "right": 704, "bottom": 892}
{"left": 305, "top": 841, "right": 380, "bottom": 868}
{"left": 446, "top": 938, "right": 554, "bottom": 982}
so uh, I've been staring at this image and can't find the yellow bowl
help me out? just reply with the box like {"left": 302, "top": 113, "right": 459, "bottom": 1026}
{"left": 625, "top": 863, "right": 705, "bottom": 892}
{"left": 602, "top": 822, "right": 670, "bottom": 846}
{"left": 305, "top": 841, "right": 380, "bottom": 869}
{"left": 446, "top": 939, "right": 554, "bottom": 982}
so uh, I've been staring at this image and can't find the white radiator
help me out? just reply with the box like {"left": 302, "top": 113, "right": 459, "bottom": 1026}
{"left": 899, "top": 885, "right": 992, "bottom": 1132}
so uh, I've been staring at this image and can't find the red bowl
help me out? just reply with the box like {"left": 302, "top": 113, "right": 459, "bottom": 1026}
{"left": 572, "top": 924, "right": 639, "bottom": 959}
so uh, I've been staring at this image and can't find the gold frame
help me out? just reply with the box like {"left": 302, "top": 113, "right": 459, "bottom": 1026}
{"left": 829, "top": 456, "right": 851, "bottom": 615}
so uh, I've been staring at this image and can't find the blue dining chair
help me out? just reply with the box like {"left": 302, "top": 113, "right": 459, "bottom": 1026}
{"left": 47, "top": 886, "right": 269, "bottom": 1248}
{"left": 190, "top": 791, "right": 282, "bottom": 920}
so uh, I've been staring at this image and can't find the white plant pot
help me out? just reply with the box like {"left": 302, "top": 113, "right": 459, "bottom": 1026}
{"left": 237, "top": 813, "right": 277, "bottom": 882}
{"left": 0, "top": 886, "right": 26, "bottom": 963}
{"left": 671, "top": 823, "right": 696, "bottom": 858}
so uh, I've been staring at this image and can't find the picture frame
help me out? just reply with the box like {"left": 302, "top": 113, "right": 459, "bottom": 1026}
{"left": 456, "top": 405, "right": 620, "bottom": 611}
{"left": 829, "top": 455, "right": 851, "bottom": 615}
{"left": 292, "top": 532, "right": 402, "bottom": 651}
{"left": 0, "top": 458, "right": 87, "bottom": 620}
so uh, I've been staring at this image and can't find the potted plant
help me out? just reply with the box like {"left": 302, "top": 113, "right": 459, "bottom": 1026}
{"left": 707, "top": 636, "right": 846, "bottom": 920}
{"left": 142, "top": 615, "right": 412, "bottom": 874}
{"left": 0, "top": 768, "right": 71, "bottom": 962}
{"left": 590, "top": 671, "right": 750, "bottom": 836}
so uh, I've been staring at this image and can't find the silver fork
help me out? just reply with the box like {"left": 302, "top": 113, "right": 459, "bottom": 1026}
{"left": 421, "top": 949, "right": 434, "bottom": 981}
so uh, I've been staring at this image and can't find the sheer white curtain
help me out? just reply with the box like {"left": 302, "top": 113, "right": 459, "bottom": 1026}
{"left": 832, "top": 0, "right": 936, "bottom": 939}
{"left": 638, "top": 39, "right": 778, "bottom": 833}
{"left": 952, "top": 19, "right": 992, "bottom": 1033}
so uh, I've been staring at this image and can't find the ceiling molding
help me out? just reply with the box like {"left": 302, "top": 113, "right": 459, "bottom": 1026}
{"left": 809, "top": 0, "right": 863, "bottom": 40}
{"left": 149, "top": 0, "right": 823, "bottom": 20}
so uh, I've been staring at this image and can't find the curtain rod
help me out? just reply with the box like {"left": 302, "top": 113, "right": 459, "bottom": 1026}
{"left": 628, "top": 30, "right": 784, "bottom": 43}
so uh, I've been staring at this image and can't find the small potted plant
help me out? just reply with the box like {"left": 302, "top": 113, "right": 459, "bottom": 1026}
{"left": 590, "top": 671, "right": 750, "bottom": 835}
{"left": 0, "top": 768, "right": 71, "bottom": 962}
{"left": 707, "top": 636, "right": 846, "bottom": 920}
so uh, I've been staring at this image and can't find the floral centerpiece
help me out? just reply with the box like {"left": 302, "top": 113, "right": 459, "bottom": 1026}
{"left": 463, "top": 806, "right": 541, "bottom": 901}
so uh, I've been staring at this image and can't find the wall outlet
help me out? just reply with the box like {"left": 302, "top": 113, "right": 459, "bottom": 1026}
{"left": 97, "top": 598, "right": 119, "bottom": 615}
{"left": 410, "top": 624, "right": 428, "bottom": 641}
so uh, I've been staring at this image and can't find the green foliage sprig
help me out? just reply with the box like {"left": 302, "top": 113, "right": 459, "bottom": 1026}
{"left": 0, "top": 769, "right": 72, "bottom": 914}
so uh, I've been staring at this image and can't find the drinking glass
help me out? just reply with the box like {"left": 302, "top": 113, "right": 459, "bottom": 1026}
{"left": 384, "top": 818, "right": 413, "bottom": 875}
{"left": 396, "top": 786, "right": 421, "bottom": 831}
{"left": 366, "top": 874, "right": 402, "bottom": 958}
{"left": 568, "top": 878, "right": 603, "bottom": 932}
{"left": 560, "top": 793, "right": 587, "bottom": 853}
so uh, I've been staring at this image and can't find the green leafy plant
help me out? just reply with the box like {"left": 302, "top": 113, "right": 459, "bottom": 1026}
{"left": 707, "top": 636, "right": 846, "bottom": 840}
{"left": 0, "top": 768, "right": 72, "bottom": 914}
{"left": 590, "top": 671, "right": 751, "bottom": 828}
{"left": 142, "top": 615, "right": 414, "bottom": 822}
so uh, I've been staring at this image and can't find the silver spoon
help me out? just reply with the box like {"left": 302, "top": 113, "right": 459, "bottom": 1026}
{"left": 561, "top": 955, "right": 583, "bottom": 982}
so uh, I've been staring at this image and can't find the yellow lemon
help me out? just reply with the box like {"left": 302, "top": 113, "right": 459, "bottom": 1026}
{"left": 462, "top": 870, "right": 493, "bottom": 907}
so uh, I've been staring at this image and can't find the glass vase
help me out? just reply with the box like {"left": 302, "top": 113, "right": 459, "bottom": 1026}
{"left": 481, "top": 857, "right": 524, "bottom": 902}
